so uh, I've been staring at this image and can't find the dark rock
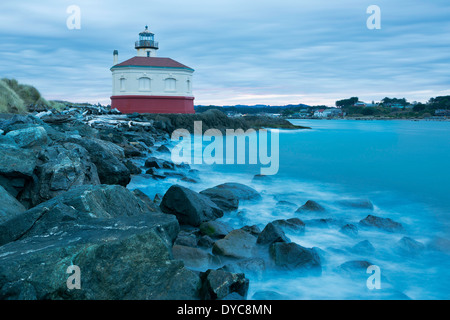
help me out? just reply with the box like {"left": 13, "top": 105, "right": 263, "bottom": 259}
{"left": 212, "top": 229, "right": 257, "bottom": 259}
{"left": 65, "top": 137, "right": 130, "bottom": 186}
{"left": 296, "top": 200, "right": 325, "bottom": 213}
{"left": 22, "top": 142, "right": 101, "bottom": 207}
{"left": 359, "top": 215, "right": 403, "bottom": 232}
{"left": 200, "top": 269, "right": 249, "bottom": 300}
{"left": 252, "top": 174, "right": 272, "bottom": 182}
{"left": 257, "top": 222, "right": 290, "bottom": 245}
{"left": 339, "top": 260, "right": 373, "bottom": 273}
{"left": 172, "top": 245, "right": 221, "bottom": 269}
{"left": 272, "top": 218, "right": 305, "bottom": 233}
{"left": 397, "top": 237, "right": 425, "bottom": 256}
{"left": 198, "top": 235, "right": 215, "bottom": 248}
{"left": 131, "top": 189, "right": 162, "bottom": 213}
{"left": 200, "top": 221, "right": 234, "bottom": 238}
{"left": 221, "top": 292, "right": 245, "bottom": 300}
{"left": 200, "top": 187, "right": 239, "bottom": 212}
{"left": 145, "top": 167, "right": 167, "bottom": 179}
{"left": 156, "top": 144, "right": 171, "bottom": 153}
{"left": 269, "top": 242, "right": 321, "bottom": 274}
{"left": 221, "top": 258, "right": 266, "bottom": 276}
{"left": 351, "top": 240, "right": 375, "bottom": 254}
{"left": 160, "top": 185, "right": 224, "bottom": 227}
{"left": 0, "top": 185, "right": 26, "bottom": 224}
{"left": 174, "top": 231, "right": 198, "bottom": 247}
{"left": 340, "top": 224, "right": 359, "bottom": 237}
{"left": 338, "top": 199, "right": 374, "bottom": 210}
{"left": 124, "top": 159, "right": 142, "bottom": 175}
{"left": 205, "top": 183, "right": 261, "bottom": 201}
{"left": 4, "top": 126, "right": 49, "bottom": 148}
{"left": 0, "top": 214, "right": 200, "bottom": 300}
{"left": 0, "top": 184, "right": 168, "bottom": 246}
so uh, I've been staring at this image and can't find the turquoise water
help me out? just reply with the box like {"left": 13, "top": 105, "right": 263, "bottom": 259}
{"left": 129, "top": 119, "right": 450, "bottom": 300}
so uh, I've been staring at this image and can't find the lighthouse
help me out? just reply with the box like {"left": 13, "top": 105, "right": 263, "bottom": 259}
{"left": 110, "top": 26, "right": 195, "bottom": 114}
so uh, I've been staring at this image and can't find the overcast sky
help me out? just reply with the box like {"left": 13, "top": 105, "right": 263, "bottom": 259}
{"left": 0, "top": 0, "right": 449, "bottom": 106}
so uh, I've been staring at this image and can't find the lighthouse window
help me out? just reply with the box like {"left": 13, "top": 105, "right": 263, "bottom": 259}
{"left": 139, "top": 77, "right": 151, "bottom": 91}
{"left": 120, "top": 78, "right": 126, "bottom": 91}
{"left": 165, "top": 78, "right": 176, "bottom": 91}
{"left": 187, "top": 80, "right": 191, "bottom": 92}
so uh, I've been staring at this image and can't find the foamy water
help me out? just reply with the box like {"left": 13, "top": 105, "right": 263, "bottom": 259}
{"left": 128, "top": 119, "right": 450, "bottom": 300}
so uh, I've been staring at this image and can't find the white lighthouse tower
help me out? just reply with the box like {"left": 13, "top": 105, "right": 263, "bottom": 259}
{"left": 110, "top": 26, "right": 195, "bottom": 114}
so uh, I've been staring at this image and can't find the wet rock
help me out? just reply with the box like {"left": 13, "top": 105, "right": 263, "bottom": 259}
{"left": 206, "top": 183, "right": 261, "bottom": 201}
{"left": 397, "top": 237, "right": 425, "bottom": 256}
{"left": 124, "top": 159, "right": 142, "bottom": 175}
{"left": 240, "top": 225, "right": 261, "bottom": 236}
{"left": 175, "top": 231, "right": 199, "bottom": 247}
{"left": 156, "top": 144, "right": 171, "bottom": 153}
{"left": 359, "top": 215, "right": 403, "bottom": 232}
{"left": 131, "top": 189, "right": 162, "bottom": 213}
{"left": 296, "top": 200, "right": 325, "bottom": 213}
{"left": 198, "top": 235, "right": 215, "bottom": 248}
{"left": 212, "top": 229, "right": 257, "bottom": 259}
{"left": 269, "top": 242, "right": 322, "bottom": 274}
{"left": 199, "top": 269, "right": 249, "bottom": 300}
{"left": 340, "top": 224, "right": 359, "bottom": 237}
{"left": 339, "top": 260, "right": 372, "bottom": 273}
{"left": 272, "top": 218, "right": 305, "bottom": 233}
{"left": 257, "top": 222, "right": 290, "bottom": 246}
{"left": 338, "top": 199, "right": 374, "bottom": 210}
{"left": 4, "top": 126, "right": 48, "bottom": 149}
{"left": 145, "top": 167, "right": 167, "bottom": 180}
{"left": 351, "top": 240, "right": 375, "bottom": 255}
{"left": 200, "top": 187, "right": 239, "bottom": 212}
{"left": 172, "top": 245, "right": 221, "bottom": 269}
{"left": 200, "top": 220, "right": 234, "bottom": 238}
{"left": 0, "top": 185, "right": 26, "bottom": 224}
{"left": 221, "top": 258, "right": 266, "bottom": 276}
{"left": 160, "top": 185, "right": 224, "bottom": 227}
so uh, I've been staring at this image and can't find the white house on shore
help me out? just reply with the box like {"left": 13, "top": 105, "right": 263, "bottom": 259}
{"left": 110, "top": 26, "right": 195, "bottom": 114}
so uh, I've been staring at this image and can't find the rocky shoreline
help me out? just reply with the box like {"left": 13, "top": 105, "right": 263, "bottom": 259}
{"left": 0, "top": 107, "right": 433, "bottom": 300}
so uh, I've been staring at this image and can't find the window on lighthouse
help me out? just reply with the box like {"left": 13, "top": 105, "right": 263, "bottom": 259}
{"left": 165, "top": 78, "right": 176, "bottom": 91}
{"left": 120, "top": 78, "right": 126, "bottom": 91}
{"left": 187, "top": 80, "right": 191, "bottom": 93}
{"left": 139, "top": 77, "right": 151, "bottom": 91}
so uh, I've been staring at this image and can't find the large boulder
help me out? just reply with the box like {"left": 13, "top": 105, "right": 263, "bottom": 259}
{"left": 0, "top": 184, "right": 169, "bottom": 246}
{"left": 199, "top": 269, "right": 249, "bottom": 300}
{"left": 269, "top": 242, "right": 322, "bottom": 275}
{"left": 204, "top": 183, "right": 261, "bottom": 202}
{"left": 160, "top": 185, "right": 223, "bottom": 227}
{"left": 256, "top": 222, "right": 290, "bottom": 246}
{"left": 0, "top": 214, "right": 200, "bottom": 300}
{"left": 20, "top": 142, "right": 101, "bottom": 207}
{"left": 359, "top": 215, "right": 403, "bottom": 232}
{"left": 65, "top": 137, "right": 130, "bottom": 186}
{"left": 0, "top": 185, "right": 26, "bottom": 224}
{"left": 199, "top": 220, "right": 234, "bottom": 238}
{"left": 212, "top": 229, "right": 257, "bottom": 259}
{"left": 200, "top": 187, "right": 239, "bottom": 212}
{"left": 172, "top": 245, "right": 221, "bottom": 269}
{"left": 4, "top": 126, "right": 48, "bottom": 148}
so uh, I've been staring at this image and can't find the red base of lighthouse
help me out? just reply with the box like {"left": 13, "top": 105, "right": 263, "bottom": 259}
{"left": 111, "top": 95, "right": 195, "bottom": 114}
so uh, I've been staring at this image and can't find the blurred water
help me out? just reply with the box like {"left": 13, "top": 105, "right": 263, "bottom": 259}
{"left": 129, "top": 119, "right": 450, "bottom": 300}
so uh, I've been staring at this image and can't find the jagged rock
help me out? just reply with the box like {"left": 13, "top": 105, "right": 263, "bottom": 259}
{"left": 240, "top": 225, "right": 261, "bottom": 236}
{"left": 0, "top": 214, "right": 201, "bottom": 300}
{"left": 156, "top": 144, "right": 171, "bottom": 153}
{"left": 212, "top": 229, "right": 257, "bottom": 259}
{"left": 269, "top": 242, "right": 322, "bottom": 274}
{"left": 351, "top": 240, "right": 375, "bottom": 254}
{"left": 4, "top": 126, "right": 49, "bottom": 148}
{"left": 296, "top": 200, "right": 325, "bottom": 213}
{"left": 160, "top": 185, "right": 224, "bottom": 227}
{"left": 0, "top": 185, "right": 26, "bottom": 224}
{"left": 359, "top": 215, "right": 403, "bottom": 232}
{"left": 257, "top": 222, "right": 290, "bottom": 245}
{"left": 0, "top": 184, "right": 168, "bottom": 246}
{"left": 205, "top": 183, "right": 261, "bottom": 201}
{"left": 200, "top": 186, "right": 239, "bottom": 212}
{"left": 221, "top": 258, "right": 266, "bottom": 276}
{"left": 199, "top": 269, "right": 249, "bottom": 300}
{"left": 124, "top": 160, "right": 142, "bottom": 174}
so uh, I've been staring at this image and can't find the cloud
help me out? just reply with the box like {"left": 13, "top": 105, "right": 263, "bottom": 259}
{"left": 0, "top": 0, "right": 449, "bottom": 106}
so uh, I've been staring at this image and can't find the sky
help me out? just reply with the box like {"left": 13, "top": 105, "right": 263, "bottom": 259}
{"left": 0, "top": 0, "right": 449, "bottom": 106}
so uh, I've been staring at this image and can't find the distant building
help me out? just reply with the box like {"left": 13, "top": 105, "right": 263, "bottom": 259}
{"left": 435, "top": 109, "right": 450, "bottom": 116}
{"left": 110, "top": 26, "right": 195, "bottom": 114}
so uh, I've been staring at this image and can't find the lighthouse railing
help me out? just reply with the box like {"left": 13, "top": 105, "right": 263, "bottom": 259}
{"left": 135, "top": 40, "right": 159, "bottom": 49}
